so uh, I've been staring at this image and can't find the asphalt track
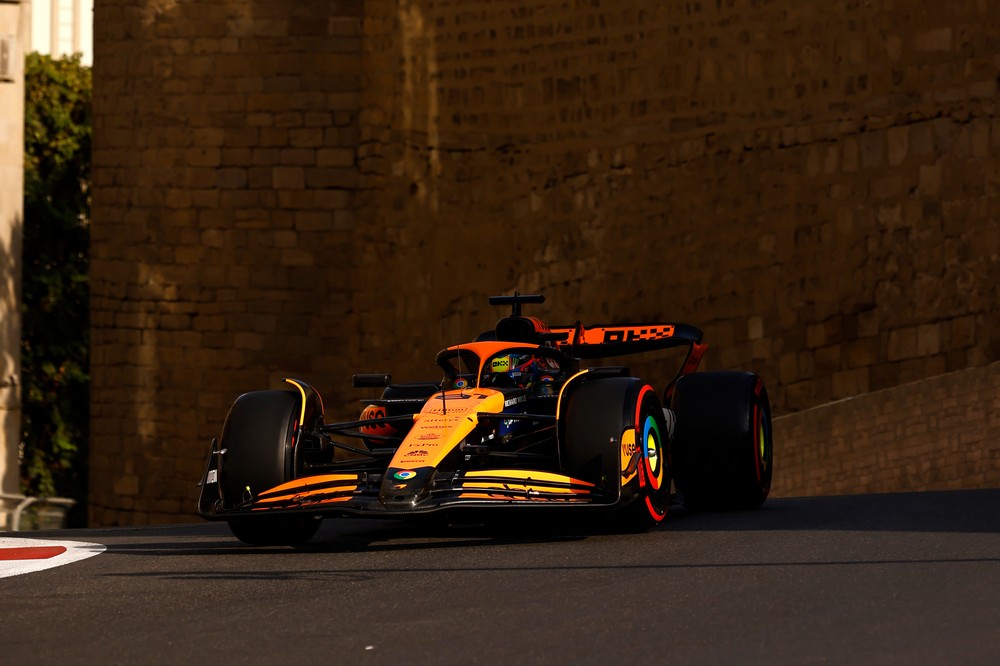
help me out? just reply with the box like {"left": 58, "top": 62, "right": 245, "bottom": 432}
{"left": 2, "top": 489, "right": 999, "bottom": 665}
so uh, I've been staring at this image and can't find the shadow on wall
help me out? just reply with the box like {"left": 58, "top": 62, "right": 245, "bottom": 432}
{"left": 89, "top": 0, "right": 366, "bottom": 525}
{"left": 0, "top": 210, "right": 22, "bottom": 494}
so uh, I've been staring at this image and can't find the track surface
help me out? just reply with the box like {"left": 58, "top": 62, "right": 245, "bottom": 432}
{"left": 3, "top": 489, "right": 999, "bottom": 664}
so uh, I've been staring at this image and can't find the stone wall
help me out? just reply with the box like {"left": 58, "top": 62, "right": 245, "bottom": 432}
{"left": 772, "top": 360, "right": 1000, "bottom": 497}
{"left": 354, "top": 0, "right": 1000, "bottom": 407}
{"left": 89, "top": 0, "right": 1000, "bottom": 524}
{"left": 89, "top": 0, "right": 362, "bottom": 525}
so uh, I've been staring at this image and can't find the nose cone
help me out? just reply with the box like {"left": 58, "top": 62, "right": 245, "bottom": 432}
{"left": 379, "top": 467, "right": 434, "bottom": 508}
{"left": 378, "top": 388, "right": 505, "bottom": 509}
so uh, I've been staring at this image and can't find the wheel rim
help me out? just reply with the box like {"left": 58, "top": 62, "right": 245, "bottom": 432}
{"left": 752, "top": 388, "right": 772, "bottom": 487}
{"left": 758, "top": 421, "right": 767, "bottom": 470}
{"left": 641, "top": 415, "right": 665, "bottom": 491}
{"left": 635, "top": 385, "right": 669, "bottom": 521}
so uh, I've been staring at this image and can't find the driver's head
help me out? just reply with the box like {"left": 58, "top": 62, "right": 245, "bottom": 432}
{"left": 486, "top": 353, "right": 560, "bottom": 389}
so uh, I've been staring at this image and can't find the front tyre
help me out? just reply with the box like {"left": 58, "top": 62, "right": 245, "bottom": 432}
{"left": 629, "top": 385, "right": 671, "bottom": 525}
{"left": 219, "top": 390, "right": 321, "bottom": 546}
{"left": 670, "top": 372, "right": 773, "bottom": 509}
{"left": 562, "top": 377, "right": 671, "bottom": 530}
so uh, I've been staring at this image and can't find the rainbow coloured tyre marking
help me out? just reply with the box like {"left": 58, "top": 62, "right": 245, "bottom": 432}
{"left": 758, "top": 421, "right": 766, "bottom": 469}
{"left": 752, "top": 381, "right": 773, "bottom": 485}
{"left": 641, "top": 414, "right": 664, "bottom": 491}
{"left": 632, "top": 384, "right": 669, "bottom": 523}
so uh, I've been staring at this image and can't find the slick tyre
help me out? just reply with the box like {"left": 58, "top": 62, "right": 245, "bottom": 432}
{"left": 563, "top": 377, "right": 671, "bottom": 530}
{"left": 219, "top": 390, "right": 320, "bottom": 546}
{"left": 670, "top": 372, "right": 773, "bottom": 510}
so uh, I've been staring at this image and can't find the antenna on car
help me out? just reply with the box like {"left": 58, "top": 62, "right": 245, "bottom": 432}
{"left": 489, "top": 291, "right": 545, "bottom": 317}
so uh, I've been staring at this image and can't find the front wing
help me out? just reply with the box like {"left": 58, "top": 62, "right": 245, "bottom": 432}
{"left": 200, "top": 468, "right": 622, "bottom": 519}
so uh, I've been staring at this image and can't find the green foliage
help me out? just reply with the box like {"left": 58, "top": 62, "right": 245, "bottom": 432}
{"left": 20, "top": 53, "right": 91, "bottom": 512}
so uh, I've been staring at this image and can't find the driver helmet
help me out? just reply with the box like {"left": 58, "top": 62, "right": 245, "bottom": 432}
{"left": 487, "top": 353, "right": 561, "bottom": 390}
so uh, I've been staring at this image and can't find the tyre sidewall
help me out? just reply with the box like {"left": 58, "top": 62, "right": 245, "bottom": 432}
{"left": 219, "top": 390, "right": 300, "bottom": 510}
{"left": 562, "top": 377, "right": 669, "bottom": 525}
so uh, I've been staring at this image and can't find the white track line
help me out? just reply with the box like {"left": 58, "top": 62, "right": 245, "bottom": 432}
{"left": 0, "top": 537, "right": 106, "bottom": 578}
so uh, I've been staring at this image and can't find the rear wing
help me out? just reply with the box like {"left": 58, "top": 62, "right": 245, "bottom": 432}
{"left": 550, "top": 322, "right": 709, "bottom": 394}
{"left": 549, "top": 322, "right": 704, "bottom": 359}
{"left": 484, "top": 293, "right": 709, "bottom": 390}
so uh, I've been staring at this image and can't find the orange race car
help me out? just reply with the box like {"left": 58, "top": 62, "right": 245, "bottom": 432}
{"left": 198, "top": 293, "right": 773, "bottom": 545}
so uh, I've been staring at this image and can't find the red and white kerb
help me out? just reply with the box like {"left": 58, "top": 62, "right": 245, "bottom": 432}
{"left": 0, "top": 538, "right": 106, "bottom": 578}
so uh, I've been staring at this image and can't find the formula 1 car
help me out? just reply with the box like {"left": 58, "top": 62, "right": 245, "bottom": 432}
{"left": 198, "top": 293, "right": 773, "bottom": 545}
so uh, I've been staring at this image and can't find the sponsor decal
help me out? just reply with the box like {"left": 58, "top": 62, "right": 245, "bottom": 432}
{"left": 425, "top": 404, "right": 474, "bottom": 415}
{"left": 417, "top": 432, "right": 439, "bottom": 440}
{"left": 291, "top": 493, "right": 319, "bottom": 506}
{"left": 601, "top": 326, "right": 676, "bottom": 343}
{"left": 491, "top": 356, "right": 511, "bottom": 372}
{"left": 360, "top": 405, "right": 394, "bottom": 434}
{"left": 503, "top": 395, "right": 526, "bottom": 408}
{"left": 620, "top": 430, "right": 639, "bottom": 485}
{"left": 454, "top": 378, "right": 469, "bottom": 389}
{"left": 393, "top": 470, "right": 417, "bottom": 480}
{"left": 361, "top": 405, "right": 385, "bottom": 421}
{"left": 406, "top": 449, "right": 430, "bottom": 456}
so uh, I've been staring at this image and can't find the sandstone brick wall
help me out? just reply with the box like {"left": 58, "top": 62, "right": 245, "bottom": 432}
{"left": 772, "top": 360, "right": 1000, "bottom": 497}
{"left": 89, "top": 0, "right": 362, "bottom": 525}
{"left": 90, "top": 0, "right": 1000, "bottom": 524}
{"left": 354, "top": 0, "right": 1000, "bottom": 407}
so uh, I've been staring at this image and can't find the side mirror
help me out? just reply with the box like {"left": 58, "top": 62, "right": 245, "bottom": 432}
{"left": 352, "top": 373, "right": 392, "bottom": 388}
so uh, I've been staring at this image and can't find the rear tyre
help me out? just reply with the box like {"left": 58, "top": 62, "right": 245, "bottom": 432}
{"left": 219, "top": 390, "right": 321, "bottom": 546}
{"left": 562, "top": 377, "right": 670, "bottom": 530}
{"left": 670, "top": 372, "right": 773, "bottom": 510}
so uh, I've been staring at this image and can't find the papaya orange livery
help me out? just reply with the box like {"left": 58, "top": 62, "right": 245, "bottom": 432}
{"left": 199, "top": 292, "right": 773, "bottom": 547}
